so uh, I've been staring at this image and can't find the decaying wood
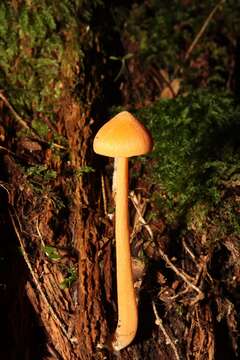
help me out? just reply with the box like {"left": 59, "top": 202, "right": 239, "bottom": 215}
{"left": 0, "top": 97, "right": 110, "bottom": 359}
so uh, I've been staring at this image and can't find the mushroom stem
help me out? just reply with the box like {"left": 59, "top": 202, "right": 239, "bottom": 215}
{"left": 112, "top": 156, "right": 138, "bottom": 351}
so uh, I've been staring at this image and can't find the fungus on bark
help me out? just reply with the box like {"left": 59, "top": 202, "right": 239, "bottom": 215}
{"left": 93, "top": 111, "right": 153, "bottom": 350}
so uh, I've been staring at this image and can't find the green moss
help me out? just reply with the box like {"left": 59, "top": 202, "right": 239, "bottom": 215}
{"left": 135, "top": 91, "right": 240, "bottom": 232}
{"left": 31, "top": 119, "right": 49, "bottom": 138}
{"left": 0, "top": 1, "right": 96, "bottom": 118}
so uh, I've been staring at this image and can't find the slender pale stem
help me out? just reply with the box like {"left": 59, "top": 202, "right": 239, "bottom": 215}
{"left": 112, "top": 157, "right": 138, "bottom": 351}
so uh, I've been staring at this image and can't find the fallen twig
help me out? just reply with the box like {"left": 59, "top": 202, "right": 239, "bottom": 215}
{"left": 0, "top": 91, "right": 65, "bottom": 150}
{"left": 0, "top": 145, "right": 16, "bottom": 156}
{"left": 130, "top": 190, "right": 153, "bottom": 239}
{"left": 0, "top": 91, "right": 30, "bottom": 129}
{"left": 184, "top": 0, "right": 225, "bottom": 62}
{"left": 0, "top": 182, "right": 10, "bottom": 198}
{"left": 158, "top": 247, "right": 204, "bottom": 302}
{"left": 9, "top": 208, "right": 73, "bottom": 343}
{"left": 35, "top": 219, "right": 46, "bottom": 248}
{"left": 129, "top": 193, "right": 205, "bottom": 303}
{"left": 174, "top": 0, "right": 225, "bottom": 77}
{"left": 152, "top": 301, "right": 180, "bottom": 360}
{"left": 182, "top": 238, "right": 198, "bottom": 264}
{"left": 101, "top": 173, "right": 108, "bottom": 216}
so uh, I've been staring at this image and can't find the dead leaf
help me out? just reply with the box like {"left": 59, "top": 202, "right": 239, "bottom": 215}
{"left": 132, "top": 257, "right": 146, "bottom": 282}
{"left": 160, "top": 69, "right": 170, "bottom": 82}
{"left": 160, "top": 79, "right": 180, "bottom": 99}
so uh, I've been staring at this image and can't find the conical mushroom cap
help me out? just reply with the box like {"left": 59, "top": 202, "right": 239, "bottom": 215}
{"left": 93, "top": 111, "right": 153, "bottom": 157}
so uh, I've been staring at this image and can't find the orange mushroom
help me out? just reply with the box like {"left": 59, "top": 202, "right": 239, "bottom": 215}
{"left": 93, "top": 111, "right": 153, "bottom": 350}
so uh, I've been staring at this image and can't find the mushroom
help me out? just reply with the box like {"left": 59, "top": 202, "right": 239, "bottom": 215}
{"left": 93, "top": 111, "right": 153, "bottom": 351}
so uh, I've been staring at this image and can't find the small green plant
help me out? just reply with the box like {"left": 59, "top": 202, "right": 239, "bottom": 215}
{"left": 74, "top": 165, "right": 95, "bottom": 177}
{"left": 175, "top": 304, "right": 184, "bottom": 317}
{"left": 26, "top": 164, "right": 57, "bottom": 181}
{"left": 60, "top": 266, "right": 77, "bottom": 289}
{"left": 110, "top": 53, "right": 134, "bottom": 81}
{"left": 43, "top": 245, "right": 61, "bottom": 261}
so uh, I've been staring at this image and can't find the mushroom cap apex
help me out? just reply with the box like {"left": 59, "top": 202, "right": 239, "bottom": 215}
{"left": 93, "top": 111, "right": 153, "bottom": 157}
